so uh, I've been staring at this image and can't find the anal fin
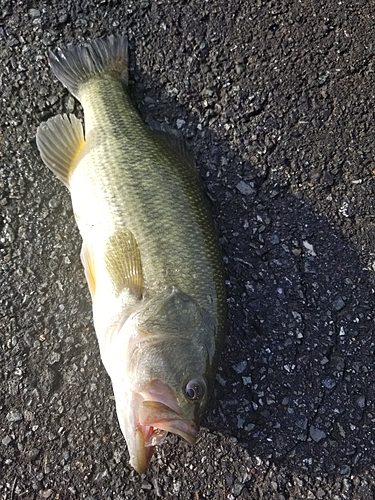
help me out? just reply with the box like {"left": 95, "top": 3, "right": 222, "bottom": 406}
{"left": 104, "top": 229, "right": 144, "bottom": 299}
{"left": 36, "top": 114, "right": 85, "bottom": 189}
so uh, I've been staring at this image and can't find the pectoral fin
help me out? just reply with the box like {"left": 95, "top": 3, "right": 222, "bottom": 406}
{"left": 105, "top": 229, "right": 144, "bottom": 299}
{"left": 36, "top": 114, "right": 85, "bottom": 189}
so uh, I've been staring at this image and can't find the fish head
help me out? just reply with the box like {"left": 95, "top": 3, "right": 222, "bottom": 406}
{"left": 103, "top": 286, "right": 219, "bottom": 473}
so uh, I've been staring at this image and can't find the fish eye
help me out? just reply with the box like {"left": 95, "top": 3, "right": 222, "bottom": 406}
{"left": 184, "top": 379, "right": 206, "bottom": 401}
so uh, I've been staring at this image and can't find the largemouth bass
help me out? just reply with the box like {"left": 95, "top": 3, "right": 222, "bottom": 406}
{"left": 36, "top": 34, "right": 226, "bottom": 473}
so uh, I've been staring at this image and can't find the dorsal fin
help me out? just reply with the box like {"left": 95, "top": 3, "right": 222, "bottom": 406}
{"left": 149, "top": 122, "right": 196, "bottom": 171}
{"left": 36, "top": 114, "right": 85, "bottom": 189}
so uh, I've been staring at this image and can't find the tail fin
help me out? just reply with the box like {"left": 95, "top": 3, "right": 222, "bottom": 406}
{"left": 48, "top": 34, "right": 128, "bottom": 101}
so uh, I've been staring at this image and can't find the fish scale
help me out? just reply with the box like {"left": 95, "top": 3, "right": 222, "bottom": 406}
{"left": 75, "top": 78, "right": 222, "bottom": 308}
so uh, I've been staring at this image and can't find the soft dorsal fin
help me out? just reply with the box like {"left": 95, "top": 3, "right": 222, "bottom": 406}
{"left": 104, "top": 229, "right": 144, "bottom": 299}
{"left": 36, "top": 114, "right": 85, "bottom": 189}
{"left": 149, "top": 122, "right": 196, "bottom": 170}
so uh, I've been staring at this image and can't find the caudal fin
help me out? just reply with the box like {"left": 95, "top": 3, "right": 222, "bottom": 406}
{"left": 48, "top": 34, "right": 128, "bottom": 101}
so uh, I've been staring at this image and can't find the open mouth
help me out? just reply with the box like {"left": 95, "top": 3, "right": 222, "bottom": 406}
{"left": 139, "top": 400, "right": 198, "bottom": 446}
{"left": 126, "top": 380, "right": 198, "bottom": 473}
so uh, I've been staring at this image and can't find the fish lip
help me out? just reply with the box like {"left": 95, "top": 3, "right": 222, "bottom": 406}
{"left": 115, "top": 380, "right": 198, "bottom": 473}
{"left": 139, "top": 399, "right": 198, "bottom": 445}
{"left": 129, "top": 380, "right": 198, "bottom": 472}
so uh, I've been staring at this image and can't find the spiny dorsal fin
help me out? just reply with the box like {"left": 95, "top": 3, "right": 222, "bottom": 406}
{"left": 36, "top": 114, "right": 85, "bottom": 189}
{"left": 48, "top": 34, "right": 128, "bottom": 101}
{"left": 104, "top": 229, "right": 144, "bottom": 299}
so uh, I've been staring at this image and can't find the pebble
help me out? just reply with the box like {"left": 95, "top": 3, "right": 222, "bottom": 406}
{"left": 322, "top": 378, "right": 336, "bottom": 389}
{"left": 65, "top": 95, "right": 76, "bottom": 113}
{"left": 41, "top": 490, "right": 53, "bottom": 499}
{"left": 296, "top": 417, "right": 308, "bottom": 430}
{"left": 340, "top": 465, "right": 351, "bottom": 475}
{"left": 232, "top": 482, "right": 245, "bottom": 497}
{"left": 48, "top": 197, "right": 60, "bottom": 209}
{"left": 332, "top": 297, "right": 345, "bottom": 311}
{"left": 356, "top": 395, "right": 366, "bottom": 408}
{"left": 236, "top": 181, "right": 255, "bottom": 196}
{"left": 28, "top": 448, "right": 41, "bottom": 460}
{"left": 176, "top": 119, "right": 186, "bottom": 129}
{"left": 141, "top": 481, "right": 152, "bottom": 490}
{"left": 48, "top": 352, "right": 61, "bottom": 365}
{"left": 232, "top": 361, "right": 247, "bottom": 374}
{"left": 2, "top": 435, "right": 12, "bottom": 446}
{"left": 6, "top": 409, "right": 23, "bottom": 422}
{"left": 309, "top": 426, "right": 326, "bottom": 442}
{"left": 29, "top": 8, "right": 40, "bottom": 17}
{"left": 270, "top": 234, "right": 280, "bottom": 245}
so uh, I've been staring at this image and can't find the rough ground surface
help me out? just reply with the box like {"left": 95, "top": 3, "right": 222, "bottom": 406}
{"left": 1, "top": 1, "right": 375, "bottom": 499}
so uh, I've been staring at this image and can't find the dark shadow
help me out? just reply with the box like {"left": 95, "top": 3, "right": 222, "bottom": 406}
{"left": 125, "top": 46, "right": 375, "bottom": 477}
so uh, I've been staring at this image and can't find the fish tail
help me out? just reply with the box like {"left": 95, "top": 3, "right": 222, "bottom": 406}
{"left": 48, "top": 34, "right": 128, "bottom": 101}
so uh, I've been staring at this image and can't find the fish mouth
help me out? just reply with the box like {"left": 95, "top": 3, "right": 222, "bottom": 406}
{"left": 126, "top": 380, "right": 198, "bottom": 473}
{"left": 139, "top": 400, "right": 198, "bottom": 445}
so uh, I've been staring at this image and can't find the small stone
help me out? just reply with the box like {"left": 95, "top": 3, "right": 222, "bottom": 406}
{"left": 236, "top": 181, "right": 255, "bottom": 196}
{"left": 2, "top": 435, "right": 12, "bottom": 446}
{"left": 29, "top": 8, "right": 40, "bottom": 17}
{"left": 176, "top": 119, "right": 186, "bottom": 129}
{"left": 6, "top": 410, "right": 23, "bottom": 422}
{"left": 303, "top": 240, "right": 316, "bottom": 256}
{"left": 296, "top": 417, "right": 308, "bottom": 430}
{"left": 48, "top": 197, "right": 60, "bottom": 209}
{"left": 24, "top": 410, "right": 34, "bottom": 421}
{"left": 356, "top": 395, "right": 366, "bottom": 408}
{"left": 28, "top": 448, "right": 40, "bottom": 460}
{"left": 237, "top": 416, "right": 245, "bottom": 428}
{"left": 332, "top": 297, "right": 345, "bottom": 311}
{"left": 216, "top": 373, "right": 227, "bottom": 386}
{"left": 316, "top": 488, "right": 326, "bottom": 499}
{"left": 322, "top": 378, "right": 336, "bottom": 389}
{"left": 232, "top": 361, "right": 247, "bottom": 374}
{"left": 331, "top": 356, "right": 345, "bottom": 371}
{"left": 65, "top": 95, "right": 76, "bottom": 113}
{"left": 235, "top": 64, "right": 244, "bottom": 75}
{"left": 309, "top": 426, "right": 326, "bottom": 442}
{"left": 48, "top": 352, "right": 61, "bottom": 365}
{"left": 270, "top": 234, "right": 280, "bottom": 245}
{"left": 340, "top": 465, "right": 351, "bottom": 475}
{"left": 41, "top": 490, "right": 53, "bottom": 499}
{"left": 232, "top": 482, "right": 244, "bottom": 497}
{"left": 141, "top": 481, "right": 152, "bottom": 490}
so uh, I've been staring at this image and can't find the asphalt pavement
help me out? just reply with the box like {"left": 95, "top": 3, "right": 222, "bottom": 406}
{"left": 1, "top": 1, "right": 375, "bottom": 498}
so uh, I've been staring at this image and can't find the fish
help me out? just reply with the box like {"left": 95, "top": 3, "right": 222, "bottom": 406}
{"left": 36, "top": 34, "right": 226, "bottom": 473}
